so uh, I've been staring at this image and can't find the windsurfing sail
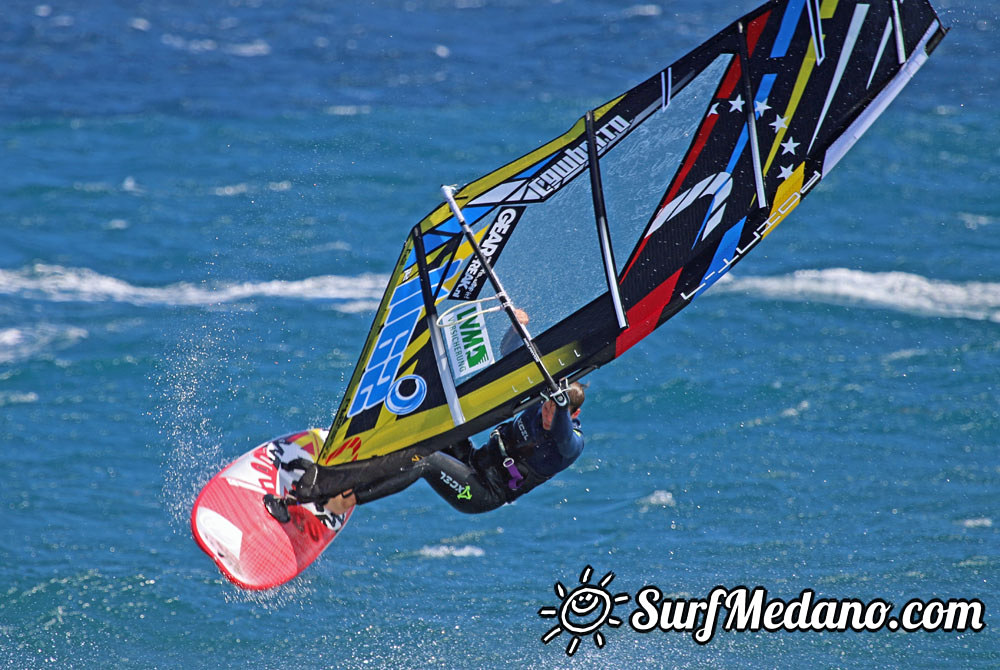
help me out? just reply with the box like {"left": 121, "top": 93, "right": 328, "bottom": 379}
{"left": 318, "top": 0, "right": 946, "bottom": 472}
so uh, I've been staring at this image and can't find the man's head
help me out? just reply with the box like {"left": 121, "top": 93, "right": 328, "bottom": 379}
{"left": 540, "top": 381, "right": 587, "bottom": 430}
{"left": 564, "top": 381, "right": 586, "bottom": 413}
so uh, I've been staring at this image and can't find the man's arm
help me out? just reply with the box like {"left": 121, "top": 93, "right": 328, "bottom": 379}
{"left": 547, "top": 406, "right": 584, "bottom": 460}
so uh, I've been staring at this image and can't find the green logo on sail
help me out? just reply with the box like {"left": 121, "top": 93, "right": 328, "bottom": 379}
{"left": 445, "top": 305, "right": 495, "bottom": 377}
{"left": 459, "top": 310, "right": 489, "bottom": 367}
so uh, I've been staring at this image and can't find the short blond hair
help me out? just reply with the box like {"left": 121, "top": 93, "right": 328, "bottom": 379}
{"left": 567, "top": 381, "right": 587, "bottom": 413}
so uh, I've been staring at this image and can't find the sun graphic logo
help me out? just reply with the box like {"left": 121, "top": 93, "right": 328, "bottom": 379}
{"left": 538, "top": 565, "right": 630, "bottom": 656}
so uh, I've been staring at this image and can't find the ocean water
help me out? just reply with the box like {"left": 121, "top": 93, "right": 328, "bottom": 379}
{"left": 2, "top": 0, "right": 998, "bottom": 667}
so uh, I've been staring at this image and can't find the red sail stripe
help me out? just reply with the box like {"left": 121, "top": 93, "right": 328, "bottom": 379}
{"left": 717, "top": 56, "right": 743, "bottom": 99}
{"left": 615, "top": 268, "right": 683, "bottom": 357}
{"left": 746, "top": 11, "right": 771, "bottom": 56}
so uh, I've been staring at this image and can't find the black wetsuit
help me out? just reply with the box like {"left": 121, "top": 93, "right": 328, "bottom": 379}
{"left": 352, "top": 402, "right": 584, "bottom": 514}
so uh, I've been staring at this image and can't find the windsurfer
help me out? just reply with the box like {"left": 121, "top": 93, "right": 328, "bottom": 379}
{"left": 295, "top": 381, "right": 586, "bottom": 515}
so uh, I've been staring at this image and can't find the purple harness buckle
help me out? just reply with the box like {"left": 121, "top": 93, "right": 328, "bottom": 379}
{"left": 502, "top": 457, "right": 524, "bottom": 490}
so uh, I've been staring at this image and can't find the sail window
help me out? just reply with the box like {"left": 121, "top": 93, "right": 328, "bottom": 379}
{"left": 600, "top": 54, "right": 731, "bottom": 274}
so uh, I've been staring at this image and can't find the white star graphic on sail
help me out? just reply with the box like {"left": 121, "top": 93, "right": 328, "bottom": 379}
{"left": 708, "top": 102, "right": 720, "bottom": 116}
{"left": 770, "top": 114, "right": 788, "bottom": 132}
{"left": 778, "top": 164, "right": 795, "bottom": 180}
{"left": 781, "top": 137, "right": 799, "bottom": 155}
{"left": 754, "top": 99, "right": 771, "bottom": 117}
{"left": 729, "top": 94, "right": 744, "bottom": 112}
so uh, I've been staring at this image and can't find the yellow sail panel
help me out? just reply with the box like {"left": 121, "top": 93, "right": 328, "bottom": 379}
{"left": 319, "top": 229, "right": 449, "bottom": 461}
{"left": 458, "top": 343, "right": 584, "bottom": 419}
{"left": 763, "top": 163, "right": 805, "bottom": 239}
{"left": 321, "top": 404, "right": 458, "bottom": 465}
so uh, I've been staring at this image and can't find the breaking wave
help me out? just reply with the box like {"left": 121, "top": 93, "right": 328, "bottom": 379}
{"left": 0, "top": 264, "right": 387, "bottom": 311}
{"left": 717, "top": 268, "right": 1000, "bottom": 323}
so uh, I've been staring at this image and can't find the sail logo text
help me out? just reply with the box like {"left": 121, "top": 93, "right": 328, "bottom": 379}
{"left": 451, "top": 207, "right": 523, "bottom": 301}
{"left": 439, "top": 471, "right": 472, "bottom": 500}
{"left": 444, "top": 304, "right": 494, "bottom": 378}
{"left": 527, "top": 115, "right": 630, "bottom": 198}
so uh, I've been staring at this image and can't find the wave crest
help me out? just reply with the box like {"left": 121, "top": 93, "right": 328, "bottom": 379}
{"left": 0, "top": 264, "right": 387, "bottom": 311}
{"left": 717, "top": 269, "right": 1000, "bottom": 323}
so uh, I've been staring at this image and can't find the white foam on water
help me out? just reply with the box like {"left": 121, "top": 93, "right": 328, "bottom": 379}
{"left": 225, "top": 39, "right": 271, "bottom": 57}
{"left": 623, "top": 4, "right": 663, "bottom": 18}
{"left": 0, "top": 324, "right": 88, "bottom": 364}
{"left": 0, "top": 263, "right": 387, "bottom": 310}
{"left": 213, "top": 183, "right": 249, "bottom": 197}
{"left": 0, "top": 391, "right": 40, "bottom": 406}
{"left": 161, "top": 34, "right": 218, "bottom": 54}
{"left": 417, "top": 545, "right": 485, "bottom": 559}
{"left": 324, "top": 105, "right": 373, "bottom": 116}
{"left": 960, "top": 518, "right": 993, "bottom": 529}
{"left": 715, "top": 268, "right": 1000, "bottom": 323}
{"left": 639, "top": 490, "right": 677, "bottom": 507}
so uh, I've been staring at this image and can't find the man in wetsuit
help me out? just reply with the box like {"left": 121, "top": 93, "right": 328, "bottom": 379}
{"left": 294, "top": 381, "right": 586, "bottom": 515}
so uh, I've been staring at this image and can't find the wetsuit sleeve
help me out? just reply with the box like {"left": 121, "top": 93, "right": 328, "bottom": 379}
{"left": 548, "top": 406, "right": 584, "bottom": 460}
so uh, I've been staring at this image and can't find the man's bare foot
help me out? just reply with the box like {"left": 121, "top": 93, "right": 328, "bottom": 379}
{"left": 324, "top": 490, "right": 357, "bottom": 515}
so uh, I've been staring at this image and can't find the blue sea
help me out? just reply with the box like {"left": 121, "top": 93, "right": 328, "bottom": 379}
{"left": 2, "top": 1, "right": 997, "bottom": 667}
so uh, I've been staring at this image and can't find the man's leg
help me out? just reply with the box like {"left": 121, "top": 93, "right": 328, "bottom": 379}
{"left": 350, "top": 458, "right": 429, "bottom": 505}
{"left": 419, "top": 452, "right": 506, "bottom": 514}
{"left": 336, "top": 451, "right": 505, "bottom": 514}
{"left": 440, "top": 437, "right": 474, "bottom": 463}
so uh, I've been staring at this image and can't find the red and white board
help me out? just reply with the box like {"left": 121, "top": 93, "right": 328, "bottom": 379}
{"left": 191, "top": 429, "right": 353, "bottom": 590}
